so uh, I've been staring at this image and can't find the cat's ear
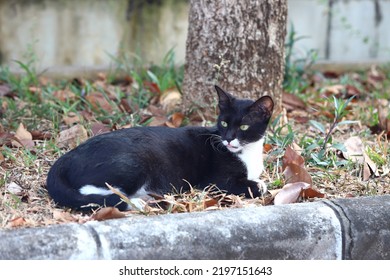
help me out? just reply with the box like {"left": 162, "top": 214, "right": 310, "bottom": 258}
{"left": 215, "top": 85, "right": 234, "bottom": 110}
{"left": 250, "top": 95, "right": 274, "bottom": 117}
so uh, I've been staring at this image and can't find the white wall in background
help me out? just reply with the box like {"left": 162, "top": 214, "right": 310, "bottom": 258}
{"left": 0, "top": 0, "right": 388, "bottom": 71}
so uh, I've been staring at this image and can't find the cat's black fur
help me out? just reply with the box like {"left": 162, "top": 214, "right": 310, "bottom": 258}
{"left": 46, "top": 86, "right": 274, "bottom": 211}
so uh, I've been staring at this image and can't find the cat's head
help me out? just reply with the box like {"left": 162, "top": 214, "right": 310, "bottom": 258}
{"left": 215, "top": 85, "right": 274, "bottom": 153}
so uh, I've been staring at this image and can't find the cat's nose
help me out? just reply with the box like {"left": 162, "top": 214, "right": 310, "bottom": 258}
{"left": 225, "top": 138, "right": 235, "bottom": 144}
{"left": 225, "top": 138, "right": 240, "bottom": 148}
{"left": 224, "top": 132, "right": 236, "bottom": 143}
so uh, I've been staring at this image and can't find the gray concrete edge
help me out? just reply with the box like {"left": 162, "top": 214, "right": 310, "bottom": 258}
{"left": 0, "top": 195, "right": 389, "bottom": 260}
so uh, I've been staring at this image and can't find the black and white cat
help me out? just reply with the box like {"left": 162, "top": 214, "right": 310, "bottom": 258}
{"left": 46, "top": 86, "right": 274, "bottom": 211}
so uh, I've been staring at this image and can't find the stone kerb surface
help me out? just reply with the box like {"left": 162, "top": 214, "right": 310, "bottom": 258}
{"left": 0, "top": 195, "right": 389, "bottom": 260}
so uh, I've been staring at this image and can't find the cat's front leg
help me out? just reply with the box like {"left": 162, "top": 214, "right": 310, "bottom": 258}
{"left": 236, "top": 178, "right": 267, "bottom": 198}
{"left": 253, "top": 178, "right": 267, "bottom": 194}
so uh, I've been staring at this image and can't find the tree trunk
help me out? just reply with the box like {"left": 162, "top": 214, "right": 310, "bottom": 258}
{"left": 182, "top": 0, "right": 287, "bottom": 114}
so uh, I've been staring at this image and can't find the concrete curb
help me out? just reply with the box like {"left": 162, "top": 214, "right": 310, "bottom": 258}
{"left": 0, "top": 195, "right": 389, "bottom": 260}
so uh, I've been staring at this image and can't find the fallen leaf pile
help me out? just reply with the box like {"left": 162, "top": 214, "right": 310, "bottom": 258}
{"left": 89, "top": 184, "right": 271, "bottom": 222}
{"left": 273, "top": 146, "right": 325, "bottom": 205}
{"left": 56, "top": 124, "right": 89, "bottom": 149}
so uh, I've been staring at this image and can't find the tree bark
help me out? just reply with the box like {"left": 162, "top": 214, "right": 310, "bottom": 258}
{"left": 182, "top": 0, "right": 287, "bottom": 114}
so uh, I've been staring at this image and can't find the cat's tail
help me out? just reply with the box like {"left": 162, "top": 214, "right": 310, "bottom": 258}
{"left": 46, "top": 165, "right": 127, "bottom": 211}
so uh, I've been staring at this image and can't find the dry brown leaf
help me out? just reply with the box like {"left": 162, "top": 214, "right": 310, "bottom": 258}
{"left": 368, "top": 65, "right": 386, "bottom": 86}
{"left": 166, "top": 112, "right": 184, "bottom": 128}
{"left": 282, "top": 146, "right": 305, "bottom": 170}
{"left": 203, "top": 198, "right": 218, "bottom": 208}
{"left": 274, "top": 182, "right": 310, "bottom": 205}
{"left": 15, "top": 123, "right": 32, "bottom": 140}
{"left": 364, "top": 153, "right": 380, "bottom": 179}
{"left": 284, "top": 163, "right": 313, "bottom": 185}
{"left": 282, "top": 92, "right": 306, "bottom": 111}
{"left": 378, "top": 106, "right": 390, "bottom": 134}
{"left": 97, "top": 72, "right": 107, "bottom": 82}
{"left": 28, "top": 86, "right": 42, "bottom": 95}
{"left": 38, "top": 76, "right": 51, "bottom": 86}
{"left": 52, "top": 210, "right": 77, "bottom": 223}
{"left": 287, "top": 110, "right": 310, "bottom": 124}
{"left": 6, "top": 182, "right": 23, "bottom": 196}
{"left": 342, "top": 136, "right": 379, "bottom": 180}
{"left": 0, "top": 131, "right": 15, "bottom": 146}
{"left": 342, "top": 136, "right": 365, "bottom": 164}
{"left": 91, "top": 207, "right": 126, "bottom": 221}
{"left": 268, "top": 189, "right": 281, "bottom": 198}
{"left": 63, "top": 112, "right": 82, "bottom": 126}
{"left": 302, "top": 187, "right": 326, "bottom": 199}
{"left": 53, "top": 89, "right": 77, "bottom": 102}
{"left": 7, "top": 217, "right": 26, "bottom": 228}
{"left": 160, "top": 89, "right": 182, "bottom": 112}
{"left": 171, "top": 112, "right": 184, "bottom": 127}
{"left": 12, "top": 123, "right": 34, "bottom": 148}
{"left": 281, "top": 145, "right": 314, "bottom": 198}
{"left": 90, "top": 122, "right": 111, "bottom": 136}
{"left": 119, "top": 98, "right": 133, "bottom": 114}
{"left": 79, "top": 110, "right": 95, "bottom": 121}
{"left": 165, "top": 121, "right": 175, "bottom": 128}
{"left": 2, "top": 100, "right": 8, "bottom": 111}
{"left": 0, "top": 84, "right": 12, "bottom": 97}
{"left": 85, "top": 92, "right": 113, "bottom": 112}
{"left": 322, "top": 84, "right": 345, "bottom": 97}
{"left": 30, "top": 130, "right": 52, "bottom": 140}
{"left": 143, "top": 81, "right": 161, "bottom": 95}
{"left": 147, "top": 104, "right": 166, "bottom": 116}
{"left": 363, "top": 163, "right": 371, "bottom": 181}
{"left": 345, "top": 84, "right": 361, "bottom": 98}
{"left": 314, "top": 109, "right": 335, "bottom": 120}
{"left": 263, "top": 143, "right": 273, "bottom": 153}
{"left": 148, "top": 116, "right": 169, "bottom": 127}
{"left": 56, "top": 124, "right": 88, "bottom": 149}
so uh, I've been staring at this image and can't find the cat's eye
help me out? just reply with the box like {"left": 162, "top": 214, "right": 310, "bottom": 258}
{"left": 220, "top": 121, "right": 228, "bottom": 127}
{"left": 240, "top": 124, "right": 249, "bottom": 131}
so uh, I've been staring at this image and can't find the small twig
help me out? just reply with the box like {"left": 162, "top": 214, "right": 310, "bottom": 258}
{"left": 322, "top": 119, "right": 338, "bottom": 151}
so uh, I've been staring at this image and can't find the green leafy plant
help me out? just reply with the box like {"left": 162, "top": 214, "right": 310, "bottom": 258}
{"left": 267, "top": 115, "right": 295, "bottom": 153}
{"left": 283, "top": 24, "right": 318, "bottom": 94}
{"left": 306, "top": 95, "right": 358, "bottom": 166}
{"left": 265, "top": 115, "right": 295, "bottom": 174}
{"left": 147, "top": 48, "right": 184, "bottom": 93}
{"left": 0, "top": 43, "right": 40, "bottom": 95}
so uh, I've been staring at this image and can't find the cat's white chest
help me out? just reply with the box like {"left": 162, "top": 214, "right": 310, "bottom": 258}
{"left": 237, "top": 138, "right": 264, "bottom": 180}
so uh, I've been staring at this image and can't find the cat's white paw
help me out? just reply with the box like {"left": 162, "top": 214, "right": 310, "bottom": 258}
{"left": 254, "top": 178, "right": 267, "bottom": 194}
{"left": 127, "top": 198, "right": 147, "bottom": 211}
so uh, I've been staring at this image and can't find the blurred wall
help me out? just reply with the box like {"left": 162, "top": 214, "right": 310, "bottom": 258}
{"left": 0, "top": 0, "right": 388, "bottom": 73}
{"left": 289, "top": 0, "right": 390, "bottom": 62}
{"left": 0, "top": 0, "right": 189, "bottom": 71}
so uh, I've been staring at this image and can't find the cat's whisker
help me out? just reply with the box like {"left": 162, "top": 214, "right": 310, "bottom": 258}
{"left": 214, "top": 142, "right": 227, "bottom": 152}
{"left": 205, "top": 133, "right": 225, "bottom": 152}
